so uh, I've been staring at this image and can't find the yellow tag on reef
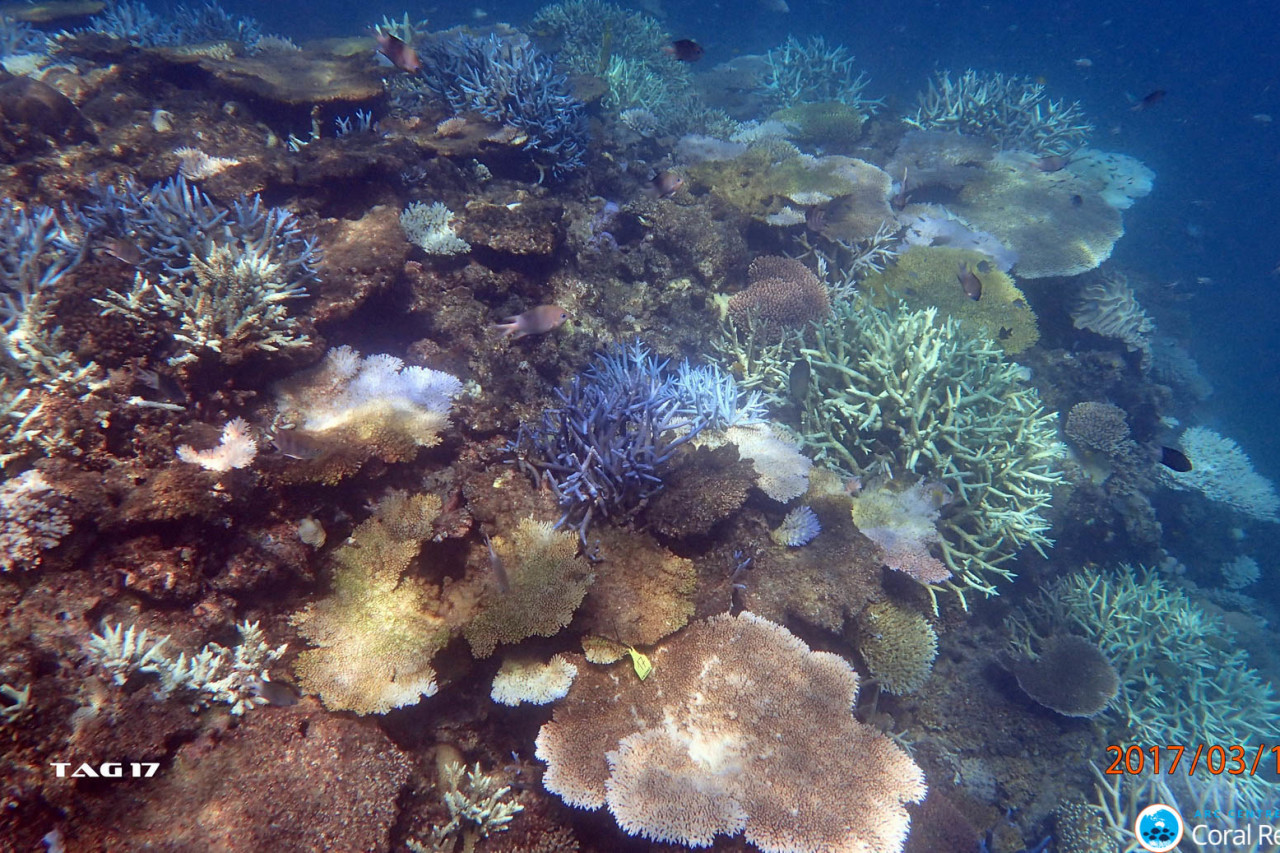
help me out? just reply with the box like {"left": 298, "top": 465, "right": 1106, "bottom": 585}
{"left": 627, "top": 646, "right": 653, "bottom": 681}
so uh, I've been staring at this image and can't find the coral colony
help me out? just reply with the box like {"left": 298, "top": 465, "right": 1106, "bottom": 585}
{"left": 2, "top": 1, "right": 1278, "bottom": 851}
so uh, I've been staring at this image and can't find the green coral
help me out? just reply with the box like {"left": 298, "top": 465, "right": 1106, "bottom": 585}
{"left": 855, "top": 601, "right": 937, "bottom": 694}
{"left": 289, "top": 493, "right": 449, "bottom": 715}
{"left": 799, "top": 300, "right": 1063, "bottom": 603}
{"left": 1009, "top": 565, "right": 1280, "bottom": 804}
{"left": 689, "top": 147, "right": 864, "bottom": 222}
{"left": 463, "top": 518, "right": 593, "bottom": 658}
{"left": 861, "top": 246, "right": 1039, "bottom": 354}
{"left": 761, "top": 35, "right": 880, "bottom": 111}
{"left": 770, "top": 101, "right": 865, "bottom": 152}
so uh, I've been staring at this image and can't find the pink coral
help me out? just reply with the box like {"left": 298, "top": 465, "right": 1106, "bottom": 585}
{"left": 727, "top": 256, "right": 830, "bottom": 332}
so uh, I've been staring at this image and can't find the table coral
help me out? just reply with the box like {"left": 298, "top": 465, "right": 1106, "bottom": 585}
{"left": 289, "top": 492, "right": 450, "bottom": 714}
{"left": 535, "top": 611, "right": 925, "bottom": 852}
{"left": 861, "top": 245, "right": 1040, "bottom": 354}
{"left": 463, "top": 517, "right": 591, "bottom": 658}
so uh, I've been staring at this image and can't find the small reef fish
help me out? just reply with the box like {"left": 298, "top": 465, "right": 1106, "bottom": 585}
{"left": 1032, "top": 154, "right": 1069, "bottom": 172}
{"left": 787, "top": 358, "right": 810, "bottom": 405}
{"left": 1157, "top": 445, "right": 1193, "bottom": 473}
{"left": 375, "top": 29, "right": 421, "bottom": 73}
{"left": 99, "top": 236, "right": 142, "bottom": 265}
{"left": 1253, "top": 113, "right": 1273, "bottom": 123}
{"left": 1072, "top": 57, "right": 1093, "bottom": 68}
{"left": 1129, "top": 89, "right": 1166, "bottom": 111}
{"left": 252, "top": 678, "right": 299, "bottom": 707}
{"left": 956, "top": 262, "right": 983, "bottom": 301}
{"left": 650, "top": 170, "right": 684, "bottom": 197}
{"left": 481, "top": 531, "right": 510, "bottom": 593}
{"left": 664, "top": 39, "right": 704, "bottom": 62}
{"left": 270, "top": 429, "right": 326, "bottom": 460}
{"left": 496, "top": 305, "right": 570, "bottom": 339}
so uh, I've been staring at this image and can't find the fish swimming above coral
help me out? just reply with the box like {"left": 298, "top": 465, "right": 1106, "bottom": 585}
{"left": 956, "top": 262, "right": 983, "bottom": 301}
{"left": 496, "top": 305, "right": 570, "bottom": 339}
{"left": 664, "top": 38, "right": 704, "bottom": 62}
{"left": 375, "top": 28, "right": 420, "bottom": 73}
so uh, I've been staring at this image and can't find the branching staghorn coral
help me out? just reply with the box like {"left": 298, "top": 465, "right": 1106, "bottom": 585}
{"left": 800, "top": 301, "right": 1063, "bottom": 604}
{"left": 409, "top": 760, "right": 524, "bottom": 852}
{"left": 88, "top": 620, "right": 287, "bottom": 715}
{"left": 415, "top": 32, "right": 589, "bottom": 179}
{"left": 1008, "top": 565, "right": 1280, "bottom": 804}
{"left": 907, "top": 69, "right": 1092, "bottom": 156}
{"left": 92, "top": 178, "right": 319, "bottom": 366}
{"left": 761, "top": 35, "right": 881, "bottom": 112}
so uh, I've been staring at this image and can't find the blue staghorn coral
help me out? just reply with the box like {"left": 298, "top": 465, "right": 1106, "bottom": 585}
{"left": 510, "top": 344, "right": 757, "bottom": 541}
{"left": 83, "top": 0, "right": 272, "bottom": 52}
{"left": 416, "top": 32, "right": 589, "bottom": 180}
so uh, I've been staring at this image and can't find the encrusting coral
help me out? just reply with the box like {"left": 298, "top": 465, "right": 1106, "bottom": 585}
{"left": 536, "top": 611, "right": 926, "bottom": 852}
{"left": 727, "top": 255, "right": 831, "bottom": 336}
{"left": 801, "top": 300, "right": 1063, "bottom": 603}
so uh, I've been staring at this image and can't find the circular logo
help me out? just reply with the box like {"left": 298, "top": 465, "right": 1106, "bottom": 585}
{"left": 1135, "top": 803, "right": 1184, "bottom": 852}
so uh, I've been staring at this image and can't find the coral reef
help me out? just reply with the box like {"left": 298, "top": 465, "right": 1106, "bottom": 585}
{"left": 907, "top": 69, "right": 1092, "bottom": 156}
{"left": 1009, "top": 634, "right": 1118, "bottom": 718}
{"left": 410, "top": 760, "right": 525, "bottom": 850}
{"left": 802, "top": 301, "right": 1063, "bottom": 601}
{"left": 1159, "top": 426, "right": 1280, "bottom": 522}
{"left": 415, "top": 32, "right": 589, "bottom": 179}
{"left": 536, "top": 611, "right": 926, "bottom": 851}
{"left": 951, "top": 154, "right": 1128, "bottom": 278}
{"left": 849, "top": 479, "right": 953, "bottom": 585}
{"left": 726, "top": 255, "right": 831, "bottom": 335}
{"left": 761, "top": 35, "right": 880, "bottom": 112}
{"left": 463, "top": 517, "right": 590, "bottom": 658}
{"left": 770, "top": 504, "right": 820, "bottom": 547}
{"left": 860, "top": 246, "right": 1040, "bottom": 354}
{"left": 289, "top": 492, "right": 451, "bottom": 714}
{"left": 401, "top": 201, "right": 471, "bottom": 256}
{"left": 0, "top": 470, "right": 71, "bottom": 571}
{"left": 1008, "top": 564, "right": 1280, "bottom": 802}
{"left": 855, "top": 601, "right": 938, "bottom": 695}
{"left": 490, "top": 654, "right": 579, "bottom": 706}
{"left": 1071, "top": 272, "right": 1155, "bottom": 368}
{"left": 87, "top": 620, "right": 287, "bottom": 715}
{"left": 1064, "top": 401, "right": 1131, "bottom": 455}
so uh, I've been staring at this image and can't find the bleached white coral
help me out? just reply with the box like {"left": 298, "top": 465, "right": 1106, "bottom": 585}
{"left": 400, "top": 201, "right": 470, "bottom": 256}
{"left": 1072, "top": 275, "right": 1154, "bottom": 368}
{"left": 275, "top": 347, "right": 464, "bottom": 449}
{"left": 720, "top": 422, "right": 812, "bottom": 502}
{"left": 176, "top": 417, "right": 258, "bottom": 472}
{"left": 88, "top": 620, "right": 287, "bottom": 715}
{"left": 174, "top": 146, "right": 241, "bottom": 180}
{"left": 0, "top": 470, "right": 72, "bottom": 572}
{"left": 1161, "top": 427, "right": 1280, "bottom": 523}
{"left": 490, "top": 654, "right": 578, "bottom": 706}
{"left": 1067, "top": 150, "right": 1154, "bottom": 210}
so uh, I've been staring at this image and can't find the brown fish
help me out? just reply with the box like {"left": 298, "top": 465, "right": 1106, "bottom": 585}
{"left": 664, "top": 39, "right": 704, "bottom": 62}
{"left": 375, "top": 29, "right": 421, "bottom": 73}
{"left": 650, "top": 170, "right": 684, "bottom": 197}
{"left": 956, "top": 262, "right": 982, "bottom": 301}
{"left": 496, "top": 305, "right": 570, "bottom": 339}
{"left": 1032, "top": 154, "right": 1069, "bottom": 172}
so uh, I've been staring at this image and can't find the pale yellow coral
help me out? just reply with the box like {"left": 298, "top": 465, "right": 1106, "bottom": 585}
{"left": 463, "top": 518, "right": 591, "bottom": 658}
